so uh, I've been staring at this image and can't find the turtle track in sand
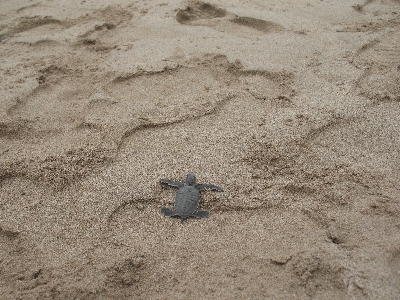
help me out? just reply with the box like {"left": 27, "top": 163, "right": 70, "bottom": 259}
{"left": 1, "top": 54, "right": 293, "bottom": 189}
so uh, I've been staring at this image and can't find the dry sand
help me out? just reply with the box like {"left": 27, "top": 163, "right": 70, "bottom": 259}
{"left": 1, "top": 0, "right": 400, "bottom": 299}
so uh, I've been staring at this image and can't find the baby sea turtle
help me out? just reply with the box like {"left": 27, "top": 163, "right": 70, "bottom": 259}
{"left": 160, "top": 173, "right": 223, "bottom": 220}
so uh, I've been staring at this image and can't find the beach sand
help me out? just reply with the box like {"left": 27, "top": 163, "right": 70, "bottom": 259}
{"left": 1, "top": 0, "right": 399, "bottom": 299}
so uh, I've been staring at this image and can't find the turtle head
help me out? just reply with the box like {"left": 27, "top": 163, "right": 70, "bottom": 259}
{"left": 185, "top": 173, "right": 196, "bottom": 186}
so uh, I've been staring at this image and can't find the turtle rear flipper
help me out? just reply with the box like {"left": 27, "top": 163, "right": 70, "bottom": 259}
{"left": 196, "top": 184, "right": 223, "bottom": 192}
{"left": 161, "top": 207, "right": 176, "bottom": 217}
{"left": 192, "top": 210, "right": 210, "bottom": 218}
{"left": 160, "top": 179, "right": 184, "bottom": 188}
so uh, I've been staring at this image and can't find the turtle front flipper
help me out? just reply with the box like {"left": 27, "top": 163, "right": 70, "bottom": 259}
{"left": 192, "top": 210, "right": 210, "bottom": 218}
{"left": 196, "top": 184, "right": 223, "bottom": 192}
{"left": 160, "top": 179, "right": 184, "bottom": 188}
{"left": 161, "top": 207, "right": 176, "bottom": 217}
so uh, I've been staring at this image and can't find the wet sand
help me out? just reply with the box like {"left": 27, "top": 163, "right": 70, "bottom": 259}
{"left": 1, "top": 0, "right": 400, "bottom": 299}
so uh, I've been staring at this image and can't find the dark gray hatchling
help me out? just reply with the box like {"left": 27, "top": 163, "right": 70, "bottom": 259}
{"left": 160, "top": 173, "right": 223, "bottom": 220}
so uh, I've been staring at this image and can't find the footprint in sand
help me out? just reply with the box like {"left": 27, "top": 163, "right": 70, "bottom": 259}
{"left": 352, "top": 30, "right": 400, "bottom": 103}
{"left": 176, "top": 1, "right": 284, "bottom": 37}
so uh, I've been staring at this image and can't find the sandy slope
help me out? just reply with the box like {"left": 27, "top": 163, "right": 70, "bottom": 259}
{"left": 1, "top": 0, "right": 399, "bottom": 299}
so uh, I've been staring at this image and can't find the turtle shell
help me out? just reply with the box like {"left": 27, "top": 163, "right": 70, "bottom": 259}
{"left": 173, "top": 186, "right": 201, "bottom": 218}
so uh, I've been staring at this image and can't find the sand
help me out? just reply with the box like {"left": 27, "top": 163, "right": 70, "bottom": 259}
{"left": 0, "top": 0, "right": 399, "bottom": 299}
